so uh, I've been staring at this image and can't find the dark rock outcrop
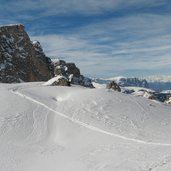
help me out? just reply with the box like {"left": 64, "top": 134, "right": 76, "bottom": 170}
{"left": 0, "top": 24, "right": 54, "bottom": 83}
{"left": 152, "top": 92, "right": 171, "bottom": 102}
{"left": 122, "top": 89, "right": 135, "bottom": 94}
{"left": 106, "top": 81, "right": 121, "bottom": 92}
{"left": 53, "top": 60, "right": 94, "bottom": 88}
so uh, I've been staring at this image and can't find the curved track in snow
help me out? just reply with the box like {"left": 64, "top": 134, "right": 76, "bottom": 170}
{"left": 10, "top": 87, "right": 171, "bottom": 147}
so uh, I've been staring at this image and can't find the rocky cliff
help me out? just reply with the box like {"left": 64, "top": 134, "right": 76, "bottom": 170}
{"left": 0, "top": 24, "right": 54, "bottom": 83}
{"left": 53, "top": 59, "right": 94, "bottom": 88}
{"left": 0, "top": 24, "right": 94, "bottom": 87}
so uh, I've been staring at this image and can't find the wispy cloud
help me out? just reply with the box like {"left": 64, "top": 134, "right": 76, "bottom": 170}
{"left": 30, "top": 12, "right": 171, "bottom": 77}
{"left": 1, "top": 0, "right": 171, "bottom": 19}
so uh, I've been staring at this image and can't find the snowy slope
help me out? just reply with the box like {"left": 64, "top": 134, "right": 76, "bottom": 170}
{"left": 0, "top": 82, "right": 171, "bottom": 171}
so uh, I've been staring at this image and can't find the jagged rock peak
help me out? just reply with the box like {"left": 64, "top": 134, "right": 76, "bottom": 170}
{"left": 52, "top": 59, "right": 94, "bottom": 88}
{"left": 0, "top": 24, "right": 54, "bottom": 83}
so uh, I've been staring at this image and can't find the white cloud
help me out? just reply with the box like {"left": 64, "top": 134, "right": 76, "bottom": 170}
{"left": 1, "top": 0, "right": 170, "bottom": 19}
{"left": 29, "top": 11, "right": 171, "bottom": 77}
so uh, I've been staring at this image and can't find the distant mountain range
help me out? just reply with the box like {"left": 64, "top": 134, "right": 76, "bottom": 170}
{"left": 144, "top": 76, "right": 171, "bottom": 91}
{"left": 93, "top": 76, "right": 171, "bottom": 91}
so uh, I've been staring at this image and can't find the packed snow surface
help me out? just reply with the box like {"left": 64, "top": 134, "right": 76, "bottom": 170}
{"left": 0, "top": 82, "right": 171, "bottom": 171}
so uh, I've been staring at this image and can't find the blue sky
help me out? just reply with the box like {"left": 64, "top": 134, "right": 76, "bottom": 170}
{"left": 1, "top": 0, "right": 171, "bottom": 78}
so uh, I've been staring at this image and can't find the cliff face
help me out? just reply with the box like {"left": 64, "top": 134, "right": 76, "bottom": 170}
{"left": 0, "top": 24, "right": 54, "bottom": 83}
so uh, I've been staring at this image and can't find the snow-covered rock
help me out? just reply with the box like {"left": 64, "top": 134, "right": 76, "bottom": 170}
{"left": 132, "top": 88, "right": 171, "bottom": 103}
{"left": 44, "top": 76, "right": 70, "bottom": 86}
{"left": 133, "top": 89, "right": 154, "bottom": 99}
{"left": 53, "top": 59, "right": 94, "bottom": 88}
{"left": 166, "top": 97, "right": 171, "bottom": 104}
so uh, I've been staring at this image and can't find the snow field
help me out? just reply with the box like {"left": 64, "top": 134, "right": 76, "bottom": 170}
{"left": 0, "top": 82, "right": 171, "bottom": 171}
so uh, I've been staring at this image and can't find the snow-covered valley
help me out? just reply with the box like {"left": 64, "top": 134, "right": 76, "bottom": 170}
{"left": 0, "top": 82, "right": 171, "bottom": 171}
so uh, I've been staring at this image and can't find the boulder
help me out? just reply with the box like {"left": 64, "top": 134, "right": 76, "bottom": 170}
{"left": 106, "top": 81, "right": 121, "bottom": 92}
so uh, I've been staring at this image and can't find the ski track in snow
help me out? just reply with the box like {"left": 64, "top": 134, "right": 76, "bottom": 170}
{"left": 10, "top": 87, "right": 171, "bottom": 147}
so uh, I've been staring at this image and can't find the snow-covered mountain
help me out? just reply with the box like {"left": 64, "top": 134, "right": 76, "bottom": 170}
{"left": 93, "top": 75, "right": 171, "bottom": 91}
{"left": 0, "top": 82, "right": 171, "bottom": 171}
{"left": 144, "top": 76, "right": 171, "bottom": 91}
{"left": 93, "top": 76, "right": 149, "bottom": 88}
